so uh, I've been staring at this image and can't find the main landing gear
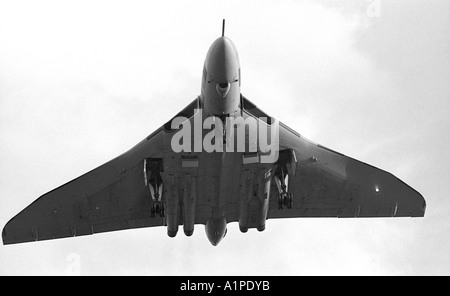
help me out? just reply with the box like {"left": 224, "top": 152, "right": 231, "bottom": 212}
{"left": 278, "top": 190, "right": 293, "bottom": 210}
{"left": 151, "top": 201, "right": 165, "bottom": 218}
{"left": 274, "top": 169, "right": 293, "bottom": 210}
{"left": 144, "top": 158, "right": 165, "bottom": 218}
{"left": 274, "top": 149, "right": 297, "bottom": 210}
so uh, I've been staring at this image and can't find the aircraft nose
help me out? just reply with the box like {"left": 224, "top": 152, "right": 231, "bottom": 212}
{"left": 216, "top": 82, "right": 231, "bottom": 98}
{"left": 205, "top": 37, "right": 240, "bottom": 83}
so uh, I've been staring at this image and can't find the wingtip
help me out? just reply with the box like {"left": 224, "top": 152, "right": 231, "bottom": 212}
{"left": 2, "top": 219, "right": 15, "bottom": 245}
{"left": 2, "top": 225, "right": 8, "bottom": 246}
{"left": 410, "top": 191, "right": 426, "bottom": 218}
{"left": 413, "top": 187, "right": 426, "bottom": 218}
{"left": 2, "top": 216, "right": 27, "bottom": 245}
{"left": 2, "top": 215, "right": 17, "bottom": 245}
{"left": 420, "top": 197, "right": 427, "bottom": 217}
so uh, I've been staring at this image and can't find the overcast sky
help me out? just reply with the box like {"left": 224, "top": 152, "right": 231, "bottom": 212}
{"left": 1, "top": 0, "right": 449, "bottom": 276}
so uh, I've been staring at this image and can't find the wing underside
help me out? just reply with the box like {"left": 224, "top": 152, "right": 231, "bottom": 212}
{"left": 2, "top": 98, "right": 201, "bottom": 245}
{"left": 3, "top": 95, "right": 426, "bottom": 245}
{"left": 242, "top": 95, "right": 426, "bottom": 220}
{"left": 2, "top": 135, "right": 164, "bottom": 245}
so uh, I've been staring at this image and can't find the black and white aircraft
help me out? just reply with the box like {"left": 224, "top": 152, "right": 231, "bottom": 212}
{"left": 2, "top": 21, "right": 425, "bottom": 246}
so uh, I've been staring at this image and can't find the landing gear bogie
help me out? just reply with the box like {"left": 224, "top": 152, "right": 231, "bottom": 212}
{"left": 150, "top": 201, "right": 165, "bottom": 218}
{"left": 278, "top": 191, "right": 293, "bottom": 210}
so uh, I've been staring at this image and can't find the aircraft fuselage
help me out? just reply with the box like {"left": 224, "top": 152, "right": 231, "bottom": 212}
{"left": 180, "top": 29, "right": 268, "bottom": 246}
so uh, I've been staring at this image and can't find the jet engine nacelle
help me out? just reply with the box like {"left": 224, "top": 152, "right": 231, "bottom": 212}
{"left": 182, "top": 174, "right": 197, "bottom": 237}
{"left": 161, "top": 172, "right": 198, "bottom": 238}
{"left": 163, "top": 174, "right": 180, "bottom": 238}
{"left": 239, "top": 169, "right": 272, "bottom": 233}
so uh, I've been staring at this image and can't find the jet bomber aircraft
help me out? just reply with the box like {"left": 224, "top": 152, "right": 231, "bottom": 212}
{"left": 3, "top": 21, "right": 425, "bottom": 246}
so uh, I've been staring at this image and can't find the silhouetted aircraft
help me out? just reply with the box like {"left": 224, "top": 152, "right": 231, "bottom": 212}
{"left": 3, "top": 20, "right": 425, "bottom": 246}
